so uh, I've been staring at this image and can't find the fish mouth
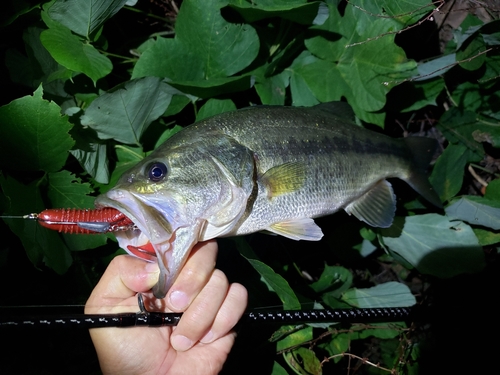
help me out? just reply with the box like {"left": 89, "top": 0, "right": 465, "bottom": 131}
{"left": 95, "top": 189, "right": 176, "bottom": 297}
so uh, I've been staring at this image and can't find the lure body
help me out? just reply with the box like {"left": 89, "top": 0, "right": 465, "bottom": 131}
{"left": 37, "top": 208, "right": 134, "bottom": 234}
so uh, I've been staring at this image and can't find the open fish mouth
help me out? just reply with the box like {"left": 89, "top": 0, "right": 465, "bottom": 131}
{"left": 95, "top": 189, "right": 176, "bottom": 296}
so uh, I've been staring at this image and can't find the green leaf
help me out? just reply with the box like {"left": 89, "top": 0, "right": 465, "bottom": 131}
{"left": 227, "top": 0, "right": 327, "bottom": 25}
{"left": 380, "top": 214, "right": 485, "bottom": 278}
{"left": 70, "top": 142, "right": 109, "bottom": 184}
{"left": 277, "top": 326, "right": 312, "bottom": 351}
{"left": 154, "top": 125, "right": 184, "bottom": 149}
{"left": 326, "top": 332, "right": 351, "bottom": 359}
{"left": 302, "top": 3, "right": 418, "bottom": 125}
{"left": 132, "top": 37, "right": 203, "bottom": 81}
{"left": 473, "top": 228, "right": 500, "bottom": 246}
{"left": 438, "top": 107, "right": 500, "bottom": 149}
{"left": 244, "top": 257, "right": 301, "bottom": 310}
{"left": 310, "top": 264, "right": 352, "bottom": 295}
{"left": 429, "top": 144, "right": 480, "bottom": 202}
{"left": 396, "top": 78, "right": 445, "bottom": 113}
{"left": 255, "top": 70, "right": 290, "bottom": 105}
{"left": 446, "top": 196, "right": 500, "bottom": 230}
{"left": 271, "top": 361, "right": 289, "bottom": 375}
{"left": 457, "top": 34, "right": 486, "bottom": 71}
{"left": 360, "top": 0, "right": 436, "bottom": 25}
{"left": 47, "top": 171, "right": 96, "bottom": 208}
{"left": 353, "top": 238, "right": 378, "bottom": 257}
{"left": 132, "top": 0, "right": 259, "bottom": 80}
{"left": 47, "top": 0, "right": 128, "bottom": 39}
{"left": 284, "top": 347, "right": 322, "bottom": 375}
{"left": 81, "top": 77, "right": 172, "bottom": 145}
{"left": 358, "top": 322, "right": 405, "bottom": 339}
{"left": 288, "top": 51, "right": 321, "bottom": 107}
{"left": 485, "top": 179, "right": 500, "bottom": 201}
{"left": 413, "top": 53, "right": 456, "bottom": 81}
{"left": 40, "top": 25, "right": 112, "bottom": 84}
{"left": 103, "top": 145, "right": 144, "bottom": 193}
{"left": 1, "top": 0, "right": 40, "bottom": 27}
{"left": 0, "top": 175, "right": 72, "bottom": 274}
{"left": 0, "top": 85, "right": 74, "bottom": 172}
{"left": 47, "top": 171, "right": 108, "bottom": 251}
{"left": 196, "top": 99, "right": 237, "bottom": 121}
{"left": 5, "top": 27, "right": 64, "bottom": 91}
{"left": 168, "top": 76, "right": 254, "bottom": 99}
{"left": 342, "top": 282, "right": 416, "bottom": 308}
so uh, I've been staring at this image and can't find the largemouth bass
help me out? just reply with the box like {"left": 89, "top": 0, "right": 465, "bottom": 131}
{"left": 95, "top": 102, "right": 441, "bottom": 298}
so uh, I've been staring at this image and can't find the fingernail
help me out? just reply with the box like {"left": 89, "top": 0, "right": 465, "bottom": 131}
{"left": 171, "top": 335, "right": 193, "bottom": 351}
{"left": 169, "top": 290, "right": 189, "bottom": 310}
{"left": 200, "top": 330, "right": 214, "bottom": 344}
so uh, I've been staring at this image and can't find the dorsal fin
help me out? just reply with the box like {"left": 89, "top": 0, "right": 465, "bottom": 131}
{"left": 344, "top": 180, "right": 396, "bottom": 228}
{"left": 311, "top": 101, "right": 356, "bottom": 123}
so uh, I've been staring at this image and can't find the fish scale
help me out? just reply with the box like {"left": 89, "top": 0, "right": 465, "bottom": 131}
{"left": 95, "top": 102, "right": 442, "bottom": 298}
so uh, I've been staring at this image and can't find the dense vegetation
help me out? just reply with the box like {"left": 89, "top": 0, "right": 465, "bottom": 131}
{"left": 0, "top": 0, "right": 499, "bottom": 373}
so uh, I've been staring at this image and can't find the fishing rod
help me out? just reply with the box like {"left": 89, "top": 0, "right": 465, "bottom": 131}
{"left": 0, "top": 294, "right": 420, "bottom": 329}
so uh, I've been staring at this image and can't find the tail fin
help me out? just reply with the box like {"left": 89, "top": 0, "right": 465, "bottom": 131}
{"left": 403, "top": 137, "right": 443, "bottom": 208}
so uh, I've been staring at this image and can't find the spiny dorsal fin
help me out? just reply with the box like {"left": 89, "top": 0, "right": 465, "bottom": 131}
{"left": 267, "top": 218, "right": 324, "bottom": 241}
{"left": 344, "top": 180, "right": 396, "bottom": 228}
{"left": 312, "top": 101, "right": 356, "bottom": 123}
{"left": 260, "top": 162, "right": 306, "bottom": 198}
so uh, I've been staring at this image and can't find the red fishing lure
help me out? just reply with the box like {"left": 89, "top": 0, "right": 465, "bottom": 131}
{"left": 37, "top": 208, "right": 134, "bottom": 234}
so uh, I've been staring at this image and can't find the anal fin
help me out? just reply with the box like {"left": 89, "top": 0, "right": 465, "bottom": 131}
{"left": 267, "top": 218, "right": 323, "bottom": 241}
{"left": 344, "top": 180, "right": 396, "bottom": 228}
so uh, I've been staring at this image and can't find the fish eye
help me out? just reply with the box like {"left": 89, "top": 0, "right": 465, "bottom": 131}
{"left": 147, "top": 162, "right": 168, "bottom": 182}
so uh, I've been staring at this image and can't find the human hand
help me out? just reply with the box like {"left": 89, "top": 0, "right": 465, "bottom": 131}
{"left": 85, "top": 240, "right": 248, "bottom": 375}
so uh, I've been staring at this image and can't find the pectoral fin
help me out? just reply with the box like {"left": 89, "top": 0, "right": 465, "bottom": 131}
{"left": 344, "top": 180, "right": 396, "bottom": 228}
{"left": 267, "top": 218, "right": 323, "bottom": 241}
{"left": 261, "top": 162, "right": 306, "bottom": 198}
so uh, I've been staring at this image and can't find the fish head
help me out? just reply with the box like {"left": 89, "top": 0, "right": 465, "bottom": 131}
{"left": 96, "top": 132, "right": 255, "bottom": 298}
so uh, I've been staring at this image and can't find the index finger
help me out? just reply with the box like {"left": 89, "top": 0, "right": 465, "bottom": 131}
{"left": 85, "top": 255, "right": 159, "bottom": 314}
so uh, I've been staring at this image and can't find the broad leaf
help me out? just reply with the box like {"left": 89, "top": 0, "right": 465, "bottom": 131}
{"left": 227, "top": 0, "right": 328, "bottom": 25}
{"left": 413, "top": 53, "right": 456, "bottom": 81}
{"left": 303, "top": 2, "right": 418, "bottom": 125}
{"left": 40, "top": 25, "right": 112, "bottom": 84}
{"left": 0, "top": 175, "right": 72, "bottom": 274}
{"left": 446, "top": 196, "right": 500, "bottom": 230}
{"left": 439, "top": 108, "right": 499, "bottom": 150}
{"left": 381, "top": 214, "right": 485, "bottom": 278}
{"left": 47, "top": 171, "right": 108, "bottom": 250}
{"left": 47, "top": 0, "right": 128, "bottom": 39}
{"left": 277, "top": 326, "right": 312, "bottom": 351}
{"left": 81, "top": 77, "right": 172, "bottom": 145}
{"left": 310, "top": 264, "right": 352, "bottom": 294}
{"left": 244, "top": 257, "right": 301, "bottom": 310}
{"left": 132, "top": 0, "right": 259, "bottom": 81}
{"left": 196, "top": 99, "right": 236, "bottom": 121}
{"left": 342, "top": 282, "right": 416, "bottom": 308}
{"left": 430, "top": 143, "right": 480, "bottom": 202}
{"left": 0, "top": 85, "right": 74, "bottom": 172}
{"left": 284, "top": 347, "right": 322, "bottom": 375}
